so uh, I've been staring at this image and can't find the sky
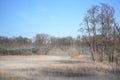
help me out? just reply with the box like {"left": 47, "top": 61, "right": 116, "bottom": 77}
{"left": 0, "top": 0, "right": 119, "bottom": 38}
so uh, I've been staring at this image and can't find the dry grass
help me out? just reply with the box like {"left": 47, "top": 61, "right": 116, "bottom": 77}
{"left": 0, "top": 55, "right": 120, "bottom": 80}
{"left": 0, "top": 55, "right": 118, "bottom": 72}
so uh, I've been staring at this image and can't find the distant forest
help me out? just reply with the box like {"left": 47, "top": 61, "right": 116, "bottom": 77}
{"left": 0, "top": 34, "right": 83, "bottom": 55}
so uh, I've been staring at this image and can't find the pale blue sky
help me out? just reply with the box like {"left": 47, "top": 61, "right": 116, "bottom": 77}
{"left": 0, "top": 0, "right": 119, "bottom": 38}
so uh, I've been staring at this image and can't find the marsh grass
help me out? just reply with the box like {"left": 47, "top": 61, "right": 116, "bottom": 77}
{"left": 0, "top": 55, "right": 120, "bottom": 80}
{"left": 0, "top": 67, "right": 120, "bottom": 80}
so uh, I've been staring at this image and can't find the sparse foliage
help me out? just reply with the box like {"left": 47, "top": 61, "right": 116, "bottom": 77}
{"left": 79, "top": 3, "right": 120, "bottom": 63}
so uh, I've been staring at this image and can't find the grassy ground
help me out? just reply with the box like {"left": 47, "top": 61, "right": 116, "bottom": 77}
{"left": 0, "top": 55, "right": 120, "bottom": 80}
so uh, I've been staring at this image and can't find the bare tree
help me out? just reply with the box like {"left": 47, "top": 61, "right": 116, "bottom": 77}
{"left": 80, "top": 5, "right": 99, "bottom": 62}
{"left": 79, "top": 3, "right": 119, "bottom": 62}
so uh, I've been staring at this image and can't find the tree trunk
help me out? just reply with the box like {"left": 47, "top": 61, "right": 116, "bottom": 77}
{"left": 89, "top": 43, "right": 95, "bottom": 62}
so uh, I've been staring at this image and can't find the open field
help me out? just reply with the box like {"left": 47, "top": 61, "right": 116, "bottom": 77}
{"left": 0, "top": 55, "right": 120, "bottom": 80}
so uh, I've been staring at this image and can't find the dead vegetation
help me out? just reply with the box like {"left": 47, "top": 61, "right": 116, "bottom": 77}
{"left": 0, "top": 55, "right": 120, "bottom": 80}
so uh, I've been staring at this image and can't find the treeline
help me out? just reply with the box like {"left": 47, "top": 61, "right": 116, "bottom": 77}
{"left": 0, "top": 36, "right": 32, "bottom": 48}
{"left": 0, "top": 34, "right": 83, "bottom": 55}
{"left": 79, "top": 3, "right": 120, "bottom": 63}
